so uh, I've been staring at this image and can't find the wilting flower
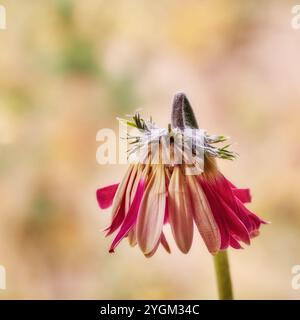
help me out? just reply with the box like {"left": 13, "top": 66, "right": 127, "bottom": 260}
{"left": 97, "top": 93, "right": 266, "bottom": 257}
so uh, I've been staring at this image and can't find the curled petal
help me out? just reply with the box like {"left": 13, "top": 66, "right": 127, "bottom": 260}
{"left": 216, "top": 176, "right": 253, "bottom": 232}
{"left": 199, "top": 177, "right": 233, "bottom": 249}
{"left": 217, "top": 175, "right": 266, "bottom": 239}
{"left": 219, "top": 198, "right": 250, "bottom": 245}
{"left": 126, "top": 166, "right": 144, "bottom": 246}
{"left": 111, "top": 165, "right": 134, "bottom": 218}
{"left": 109, "top": 178, "right": 145, "bottom": 252}
{"left": 137, "top": 165, "right": 166, "bottom": 255}
{"left": 232, "top": 188, "right": 251, "bottom": 204}
{"left": 96, "top": 184, "right": 119, "bottom": 209}
{"left": 125, "top": 165, "right": 138, "bottom": 213}
{"left": 105, "top": 166, "right": 135, "bottom": 235}
{"left": 105, "top": 201, "right": 125, "bottom": 236}
{"left": 187, "top": 174, "right": 221, "bottom": 254}
{"left": 168, "top": 166, "right": 193, "bottom": 253}
{"left": 164, "top": 195, "right": 169, "bottom": 224}
{"left": 145, "top": 232, "right": 171, "bottom": 257}
{"left": 161, "top": 232, "right": 171, "bottom": 253}
{"left": 200, "top": 175, "right": 252, "bottom": 249}
{"left": 144, "top": 239, "right": 161, "bottom": 258}
{"left": 230, "top": 236, "right": 243, "bottom": 249}
{"left": 225, "top": 178, "right": 251, "bottom": 203}
{"left": 128, "top": 228, "right": 137, "bottom": 247}
{"left": 164, "top": 168, "right": 171, "bottom": 224}
{"left": 235, "top": 198, "right": 268, "bottom": 236}
{"left": 130, "top": 166, "right": 144, "bottom": 205}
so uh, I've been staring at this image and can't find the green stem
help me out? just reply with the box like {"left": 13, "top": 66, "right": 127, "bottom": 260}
{"left": 213, "top": 250, "right": 234, "bottom": 300}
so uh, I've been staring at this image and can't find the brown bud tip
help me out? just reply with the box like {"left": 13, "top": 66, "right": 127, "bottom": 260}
{"left": 171, "top": 92, "right": 199, "bottom": 129}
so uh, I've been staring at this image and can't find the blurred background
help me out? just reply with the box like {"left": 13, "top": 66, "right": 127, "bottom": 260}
{"left": 0, "top": 0, "right": 300, "bottom": 299}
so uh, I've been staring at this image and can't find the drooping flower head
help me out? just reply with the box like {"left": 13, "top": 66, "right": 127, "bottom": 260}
{"left": 97, "top": 93, "right": 266, "bottom": 257}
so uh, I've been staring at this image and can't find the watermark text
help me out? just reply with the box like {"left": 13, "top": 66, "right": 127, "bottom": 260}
{"left": 0, "top": 5, "right": 6, "bottom": 30}
{"left": 292, "top": 265, "right": 300, "bottom": 290}
{"left": 0, "top": 265, "right": 6, "bottom": 290}
{"left": 291, "top": 5, "right": 300, "bottom": 29}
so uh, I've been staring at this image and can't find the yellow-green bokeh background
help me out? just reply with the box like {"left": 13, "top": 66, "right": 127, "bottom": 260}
{"left": 0, "top": 0, "right": 300, "bottom": 299}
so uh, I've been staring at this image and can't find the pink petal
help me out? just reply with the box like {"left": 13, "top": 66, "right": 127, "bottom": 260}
{"left": 161, "top": 232, "right": 171, "bottom": 253}
{"left": 230, "top": 236, "right": 243, "bottom": 249}
{"left": 232, "top": 188, "right": 251, "bottom": 203}
{"left": 105, "top": 200, "right": 125, "bottom": 236}
{"left": 199, "top": 175, "right": 251, "bottom": 248}
{"left": 164, "top": 194, "right": 169, "bottom": 224}
{"left": 109, "top": 179, "right": 145, "bottom": 253}
{"left": 204, "top": 174, "right": 264, "bottom": 244}
{"left": 145, "top": 232, "right": 171, "bottom": 257}
{"left": 137, "top": 165, "right": 166, "bottom": 255}
{"left": 168, "top": 166, "right": 194, "bottom": 253}
{"left": 125, "top": 165, "right": 138, "bottom": 213}
{"left": 187, "top": 174, "right": 221, "bottom": 254}
{"left": 105, "top": 166, "right": 135, "bottom": 235}
{"left": 110, "top": 165, "right": 134, "bottom": 220}
{"left": 235, "top": 198, "right": 267, "bottom": 236}
{"left": 219, "top": 197, "right": 250, "bottom": 245}
{"left": 96, "top": 184, "right": 119, "bottom": 209}
{"left": 199, "top": 178, "right": 230, "bottom": 249}
{"left": 127, "top": 227, "right": 137, "bottom": 246}
{"left": 215, "top": 175, "right": 253, "bottom": 232}
{"left": 144, "top": 238, "right": 161, "bottom": 258}
{"left": 164, "top": 168, "right": 171, "bottom": 225}
{"left": 223, "top": 176, "right": 252, "bottom": 204}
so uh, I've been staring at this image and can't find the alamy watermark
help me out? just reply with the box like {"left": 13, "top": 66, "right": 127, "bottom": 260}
{"left": 291, "top": 5, "right": 300, "bottom": 29}
{"left": 0, "top": 265, "right": 6, "bottom": 290}
{"left": 0, "top": 4, "right": 6, "bottom": 30}
{"left": 292, "top": 265, "right": 300, "bottom": 290}
{"left": 96, "top": 121, "right": 205, "bottom": 175}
